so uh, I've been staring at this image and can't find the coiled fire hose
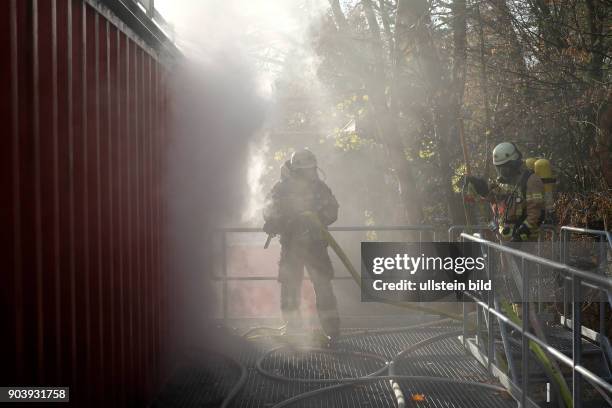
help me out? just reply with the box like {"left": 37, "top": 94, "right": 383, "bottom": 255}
{"left": 220, "top": 320, "right": 511, "bottom": 407}
{"left": 251, "top": 328, "right": 510, "bottom": 408}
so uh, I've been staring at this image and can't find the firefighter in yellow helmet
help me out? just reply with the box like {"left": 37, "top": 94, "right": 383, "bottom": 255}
{"left": 466, "top": 142, "right": 546, "bottom": 241}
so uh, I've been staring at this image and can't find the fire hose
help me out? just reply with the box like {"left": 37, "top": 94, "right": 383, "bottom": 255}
{"left": 226, "top": 324, "right": 512, "bottom": 408}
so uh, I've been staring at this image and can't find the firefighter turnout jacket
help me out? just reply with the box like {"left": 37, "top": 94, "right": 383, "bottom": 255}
{"left": 489, "top": 166, "right": 545, "bottom": 241}
{"left": 263, "top": 160, "right": 339, "bottom": 244}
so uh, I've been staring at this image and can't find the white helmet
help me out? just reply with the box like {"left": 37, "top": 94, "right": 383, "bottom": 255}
{"left": 290, "top": 148, "right": 317, "bottom": 169}
{"left": 492, "top": 142, "right": 521, "bottom": 166}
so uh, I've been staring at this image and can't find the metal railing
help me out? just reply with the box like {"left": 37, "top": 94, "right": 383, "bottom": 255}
{"left": 450, "top": 224, "right": 558, "bottom": 315}
{"left": 560, "top": 226, "right": 612, "bottom": 336}
{"left": 448, "top": 224, "right": 558, "bottom": 242}
{"left": 459, "top": 232, "right": 612, "bottom": 408}
{"left": 215, "top": 225, "right": 442, "bottom": 320}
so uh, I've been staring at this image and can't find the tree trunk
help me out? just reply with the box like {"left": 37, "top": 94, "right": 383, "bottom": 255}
{"left": 476, "top": 4, "right": 492, "bottom": 177}
{"left": 378, "top": 0, "right": 395, "bottom": 62}
{"left": 394, "top": 0, "right": 463, "bottom": 223}
{"left": 448, "top": 0, "right": 468, "bottom": 224}
{"left": 489, "top": 0, "right": 527, "bottom": 85}
{"left": 585, "top": 0, "right": 605, "bottom": 82}
{"left": 329, "top": 0, "right": 424, "bottom": 223}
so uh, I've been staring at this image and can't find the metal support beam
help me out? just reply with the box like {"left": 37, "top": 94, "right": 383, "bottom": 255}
{"left": 573, "top": 277, "right": 582, "bottom": 408}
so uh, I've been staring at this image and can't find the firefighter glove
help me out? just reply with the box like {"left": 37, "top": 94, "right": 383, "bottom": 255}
{"left": 513, "top": 222, "right": 531, "bottom": 242}
{"left": 263, "top": 219, "right": 279, "bottom": 235}
{"left": 500, "top": 226, "right": 514, "bottom": 239}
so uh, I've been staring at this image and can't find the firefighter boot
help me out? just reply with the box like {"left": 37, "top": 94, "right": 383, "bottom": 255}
{"left": 281, "top": 309, "right": 303, "bottom": 336}
{"left": 318, "top": 308, "right": 340, "bottom": 343}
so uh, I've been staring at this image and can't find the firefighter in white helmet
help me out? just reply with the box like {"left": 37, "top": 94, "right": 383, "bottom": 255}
{"left": 466, "top": 142, "right": 546, "bottom": 241}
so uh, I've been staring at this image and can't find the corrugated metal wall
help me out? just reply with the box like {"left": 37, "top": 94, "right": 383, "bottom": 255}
{"left": 1, "top": 0, "right": 175, "bottom": 405}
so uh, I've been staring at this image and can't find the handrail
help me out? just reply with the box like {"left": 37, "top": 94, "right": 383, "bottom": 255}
{"left": 216, "top": 225, "right": 443, "bottom": 321}
{"left": 447, "top": 225, "right": 491, "bottom": 241}
{"left": 449, "top": 224, "right": 557, "bottom": 242}
{"left": 219, "top": 225, "right": 439, "bottom": 233}
{"left": 560, "top": 226, "right": 612, "bottom": 249}
{"left": 559, "top": 225, "right": 612, "bottom": 351}
{"left": 460, "top": 231, "right": 612, "bottom": 407}
{"left": 460, "top": 233, "right": 612, "bottom": 289}
{"left": 464, "top": 292, "right": 612, "bottom": 394}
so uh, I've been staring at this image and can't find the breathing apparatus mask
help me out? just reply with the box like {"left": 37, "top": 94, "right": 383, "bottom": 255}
{"left": 495, "top": 160, "right": 522, "bottom": 183}
{"left": 290, "top": 148, "right": 321, "bottom": 181}
{"left": 292, "top": 167, "right": 319, "bottom": 181}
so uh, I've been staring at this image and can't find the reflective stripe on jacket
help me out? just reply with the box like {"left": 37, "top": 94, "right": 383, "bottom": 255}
{"left": 489, "top": 170, "right": 545, "bottom": 237}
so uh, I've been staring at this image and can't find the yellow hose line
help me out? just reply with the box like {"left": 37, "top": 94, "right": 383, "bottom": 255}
{"left": 500, "top": 301, "right": 572, "bottom": 408}
{"left": 302, "top": 212, "right": 465, "bottom": 322}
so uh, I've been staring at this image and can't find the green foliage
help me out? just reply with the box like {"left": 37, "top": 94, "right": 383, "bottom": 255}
{"left": 334, "top": 132, "right": 371, "bottom": 151}
{"left": 261, "top": 0, "right": 610, "bottom": 225}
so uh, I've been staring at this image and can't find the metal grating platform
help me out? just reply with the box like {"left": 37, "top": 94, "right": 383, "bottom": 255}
{"left": 153, "top": 323, "right": 518, "bottom": 408}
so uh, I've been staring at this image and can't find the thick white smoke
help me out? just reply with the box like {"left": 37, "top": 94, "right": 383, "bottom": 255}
{"left": 159, "top": 0, "right": 331, "bottom": 355}
{"left": 243, "top": 132, "right": 270, "bottom": 223}
{"left": 158, "top": 0, "right": 332, "bottom": 226}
